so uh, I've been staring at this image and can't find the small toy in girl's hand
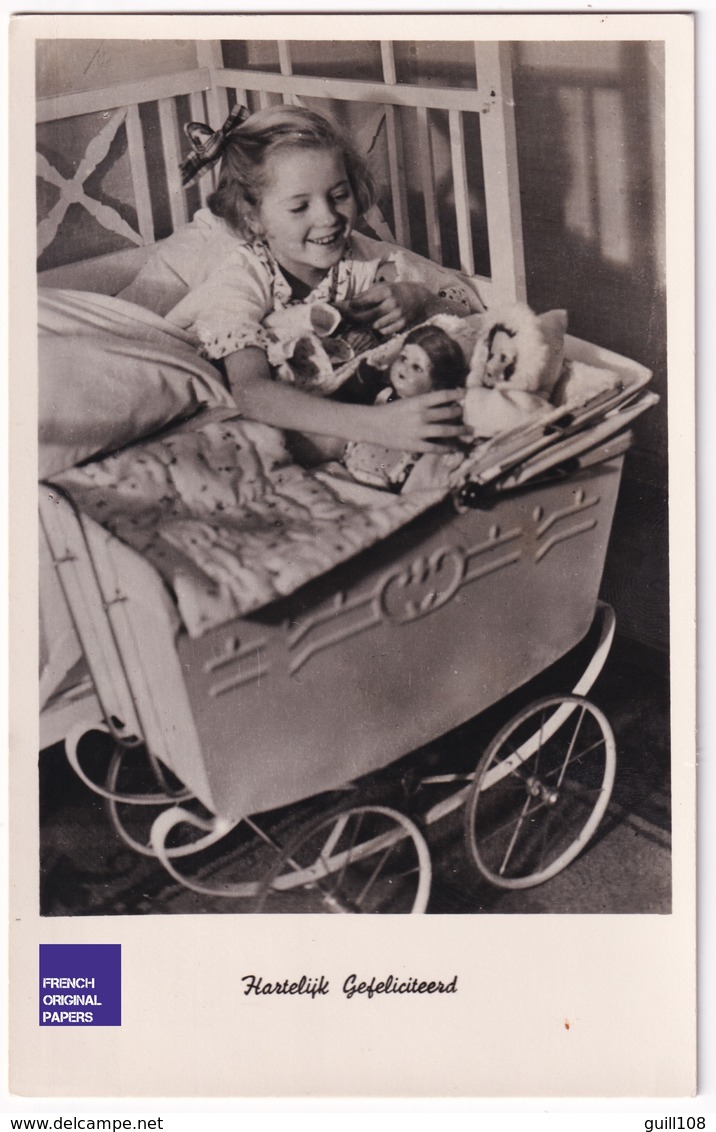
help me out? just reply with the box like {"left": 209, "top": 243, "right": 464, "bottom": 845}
{"left": 264, "top": 300, "right": 343, "bottom": 343}
{"left": 262, "top": 301, "right": 353, "bottom": 391}
{"left": 464, "top": 303, "right": 566, "bottom": 437}
{"left": 343, "top": 323, "right": 468, "bottom": 492}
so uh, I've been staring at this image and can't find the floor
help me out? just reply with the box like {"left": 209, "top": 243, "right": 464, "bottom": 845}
{"left": 39, "top": 629, "right": 671, "bottom": 917}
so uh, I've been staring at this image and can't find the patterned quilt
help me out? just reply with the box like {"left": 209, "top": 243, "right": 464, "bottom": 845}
{"left": 52, "top": 408, "right": 447, "bottom": 637}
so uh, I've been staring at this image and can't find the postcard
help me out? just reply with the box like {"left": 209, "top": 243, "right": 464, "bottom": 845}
{"left": 8, "top": 11, "right": 695, "bottom": 1099}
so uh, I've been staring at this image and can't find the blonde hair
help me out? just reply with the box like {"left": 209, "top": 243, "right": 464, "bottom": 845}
{"left": 208, "top": 105, "right": 374, "bottom": 237}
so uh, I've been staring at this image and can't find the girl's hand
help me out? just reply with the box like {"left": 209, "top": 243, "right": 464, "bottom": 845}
{"left": 372, "top": 389, "right": 472, "bottom": 453}
{"left": 346, "top": 282, "right": 433, "bottom": 336}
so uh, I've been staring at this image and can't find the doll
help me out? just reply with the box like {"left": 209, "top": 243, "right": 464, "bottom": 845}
{"left": 262, "top": 301, "right": 352, "bottom": 392}
{"left": 263, "top": 299, "right": 389, "bottom": 396}
{"left": 343, "top": 323, "right": 468, "bottom": 492}
{"left": 464, "top": 303, "right": 564, "bottom": 437}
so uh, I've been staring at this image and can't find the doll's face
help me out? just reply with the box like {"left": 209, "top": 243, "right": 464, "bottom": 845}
{"left": 483, "top": 329, "right": 518, "bottom": 387}
{"left": 390, "top": 343, "right": 435, "bottom": 398}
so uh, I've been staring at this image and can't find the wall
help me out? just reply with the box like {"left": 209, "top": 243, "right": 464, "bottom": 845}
{"left": 35, "top": 40, "right": 209, "bottom": 269}
{"left": 512, "top": 41, "right": 666, "bottom": 463}
{"left": 510, "top": 41, "right": 668, "bottom": 648}
{"left": 36, "top": 39, "right": 201, "bottom": 97}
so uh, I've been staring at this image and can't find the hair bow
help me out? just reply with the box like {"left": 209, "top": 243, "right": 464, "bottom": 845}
{"left": 179, "top": 103, "right": 251, "bottom": 187}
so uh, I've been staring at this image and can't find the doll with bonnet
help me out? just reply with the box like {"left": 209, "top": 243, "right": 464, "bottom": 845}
{"left": 464, "top": 303, "right": 567, "bottom": 437}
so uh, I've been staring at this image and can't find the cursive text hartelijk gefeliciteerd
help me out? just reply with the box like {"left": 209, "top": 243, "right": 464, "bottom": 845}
{"left": 241, "top": 974, "right": 458, "bottom": 999}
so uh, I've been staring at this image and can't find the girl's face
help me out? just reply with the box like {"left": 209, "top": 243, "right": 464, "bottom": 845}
{"left": 390, "top": 343, "right": 435, "bottom": 398}
{"left": 250, "top": 147, "right": 358, "bottom": 288}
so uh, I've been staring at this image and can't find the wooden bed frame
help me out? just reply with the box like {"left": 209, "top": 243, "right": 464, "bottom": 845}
{"left": 37, "top": 39, "right": 527, "bottom": 302}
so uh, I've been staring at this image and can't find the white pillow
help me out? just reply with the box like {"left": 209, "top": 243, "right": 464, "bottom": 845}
{"left": 38, "top": 289, "right": 235, "bottom": 479}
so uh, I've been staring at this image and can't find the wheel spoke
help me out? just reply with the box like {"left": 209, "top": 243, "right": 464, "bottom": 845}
{"left": 317, "top": 888, "right": 355, "bottom": 914}
{"left": 327, "top": 812, "right": 364, "bottom": 892}
{"left": 498, "top": 793, "right": 533, "bottom": 876}
{"left": 557, "top": 704, "right": 587, "bottom": 788}
{"left": 355, "top": 842, "right": 397, "bottom": 907}
{"left": 551, "top": 735, "right": 606, "bottom": 773}
{"left": 498, "top": 737, "right": 532, "bottom": 783}
{"left": 268, "top": 813, "right": 359, "bottom": 898}
{"left": 532, "top": 707, "right": 547, "bottom": 779}
{"left": 390, "top": 864, "right": 424, "bottom": 883}
{"left": 320, "top": 812, "right": 353, "bottom": 862}
{"left": 476, "top": 793, "right": 547, "bottom": 847}
{"left": 537, "top": 796, "right": 583, "bottom": 869}
{"left": 257, "top": 805, "right": 432, "bottom": 913}
{"left": 296, "top": 812, "right": 354, "bottom": 884}
{"left": 558, "top": 777, "right": 608, "bottom": 806}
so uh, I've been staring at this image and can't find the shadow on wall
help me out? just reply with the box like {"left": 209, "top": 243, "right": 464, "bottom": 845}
{"left": 512, "top": 41, "right": 667, "bottom": 464}
{"left": 512, "top": 41, "right": 668, "bottom": 649}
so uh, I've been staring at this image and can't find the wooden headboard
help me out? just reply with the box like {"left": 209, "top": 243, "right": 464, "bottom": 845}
{"left": 36, "top": 39, "right": 526, "bottom": 305}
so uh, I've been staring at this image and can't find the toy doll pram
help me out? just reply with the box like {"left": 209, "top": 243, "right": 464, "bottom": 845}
{"left": 37, "top": 42, "right": 658, "bottom": 913}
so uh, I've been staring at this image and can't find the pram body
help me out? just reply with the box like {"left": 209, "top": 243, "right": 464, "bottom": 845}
{"left": 42, "top": 443, "right": 624, "bottom": 824}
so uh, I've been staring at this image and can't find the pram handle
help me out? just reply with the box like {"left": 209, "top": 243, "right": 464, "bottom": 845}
{"left": 457, "top": 389, "right": 659, "bottom": 505}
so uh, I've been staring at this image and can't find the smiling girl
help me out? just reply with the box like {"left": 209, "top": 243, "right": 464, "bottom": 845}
{"left": 119, "top": 105, "right": 483, "bottom": 456}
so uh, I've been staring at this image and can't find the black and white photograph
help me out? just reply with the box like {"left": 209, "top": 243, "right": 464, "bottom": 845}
{"left": 9, "top": 11, "right": 695, "bottom": 1100}
{"left": 35, "top": 30, "right": 670, "bottom": 917}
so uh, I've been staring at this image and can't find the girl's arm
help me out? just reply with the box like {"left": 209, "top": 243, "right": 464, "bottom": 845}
{"left": 345, "top": 282, "right": 473, "bottom": 336}
{"left": 225, "top": 347, "right": 471, "bottom": 453}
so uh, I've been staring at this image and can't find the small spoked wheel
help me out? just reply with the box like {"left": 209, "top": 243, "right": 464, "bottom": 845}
{"left": 255, "top": 805, "right": 432, "bottom": 914}
{"left": 464, "top": 695, "right": 616, "bottom": 890}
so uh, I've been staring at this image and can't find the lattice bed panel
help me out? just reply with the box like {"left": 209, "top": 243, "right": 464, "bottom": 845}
{"left": 36, "top": 39, "right": 527, "bottom": 302}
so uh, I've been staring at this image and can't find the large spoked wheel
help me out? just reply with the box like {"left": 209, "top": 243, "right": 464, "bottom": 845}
{"left": 464, "top": 695, "right": 616, "bottom": 890}
{"left": 255, "top": 805, "right": 432, "bottom": 914}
